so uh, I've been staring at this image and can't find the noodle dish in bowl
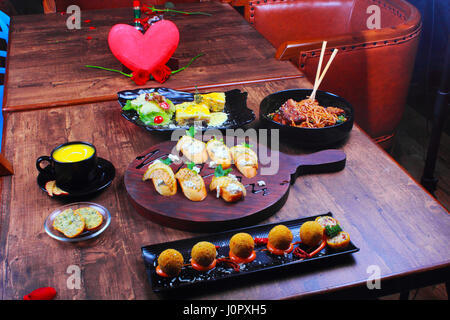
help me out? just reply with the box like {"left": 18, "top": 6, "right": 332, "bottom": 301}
{"left": 259, "top": 89, "right": 354, "bottom": 149}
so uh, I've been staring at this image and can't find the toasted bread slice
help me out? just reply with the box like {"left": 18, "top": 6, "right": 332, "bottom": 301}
{"left": 175, "top": 168, "right": 207, "bottom": 201}
{"left": 74, "top": 207, "right": 103, "bottom": 231}
{"left": 210, "top": 176, "right": 246, "bottom": 202}
{"left": 230, "top": 146, "right": 258, "bottom": 178}
{"left": 229, "top": 145, "right": 257, "bottom": 160}
{"left": 206, "top": 139, "right": 232, "bottom": 169}
{"left": 235, "top": 154, "right": 258, "bottom": 178}
{"left": 143, "top": 162, "right": 177, "bottom": 196}
{"left": 176, "top": 136, "right": 208, "bottom": 164}
{"left": 53, "top": 208, "right": 86, "bottom": 238}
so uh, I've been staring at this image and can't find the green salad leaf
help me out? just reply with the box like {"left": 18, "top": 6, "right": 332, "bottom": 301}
{"left": 123, "top": 100, "right": 139, "bottom": 111}
{"left": 139, "top": 112, "right": 171, "bottom": 126}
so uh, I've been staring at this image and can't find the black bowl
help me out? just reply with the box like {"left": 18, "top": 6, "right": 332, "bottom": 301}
{"left": 260, "top": 89, "right": 354, "bottom": 149}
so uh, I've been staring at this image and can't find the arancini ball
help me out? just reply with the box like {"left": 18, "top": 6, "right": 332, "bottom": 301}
{"left": 191, "top": 241, "right": 217, "bottom": 267}
{"left": 268, "top": 225, "right": 293, "bottom": 250}
{"left": 300, "top": 221, "right": 324, "bottom": 247}
{"left": 229, "top": 233, "right": 255, "bottom": 258}
{"left": 157, "top": 249, "right": 184, "bottom": 277}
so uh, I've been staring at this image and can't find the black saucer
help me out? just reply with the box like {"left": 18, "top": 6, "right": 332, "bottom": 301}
{"left": 37, "top": 158, "right": 115, "bottom": 199}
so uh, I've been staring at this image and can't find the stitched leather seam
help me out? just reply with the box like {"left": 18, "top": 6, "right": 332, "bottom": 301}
{"left": 298, "top": 26, "right": 421, "bottom": 69}
{"left": 249, "top": 0, "right": 409, "bottom": 24}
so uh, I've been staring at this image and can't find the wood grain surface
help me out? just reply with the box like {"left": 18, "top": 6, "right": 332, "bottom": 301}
{"left": 3, "top": 2, "right": 303, "bottom": 112}
{"left": 0, "top": 78, "right": 449, "bottom": 300}
{"left": 124, "top": 141, "right": 346, "bottom": 232}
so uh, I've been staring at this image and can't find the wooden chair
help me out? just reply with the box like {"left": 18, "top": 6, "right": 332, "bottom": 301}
{"left": 244, "top": 0, "right": 422, "bottom": 150}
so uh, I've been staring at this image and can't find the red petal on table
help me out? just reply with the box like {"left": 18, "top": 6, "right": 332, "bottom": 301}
{"left": 89, "top": 26, "right": 96, "bottom": 30}
{"left": 84, "top": 19, "right": 91, "bottom": 23}
{"left": 23, "top": 287, "right": 57, "bottom": 300}
{"left": 86, "top": 36, "right": 93, "bottom": 40}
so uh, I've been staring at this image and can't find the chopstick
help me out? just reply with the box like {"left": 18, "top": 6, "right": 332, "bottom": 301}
{"left": 309, "top": 42, "right": 338, "bottom": 101}
{"left": 310, "top": 41, "right": 327, "bottom": 101}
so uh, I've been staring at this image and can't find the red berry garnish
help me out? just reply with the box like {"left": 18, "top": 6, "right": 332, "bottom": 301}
{"left": 160, "top": 102, "right": 170, "bottom": 110}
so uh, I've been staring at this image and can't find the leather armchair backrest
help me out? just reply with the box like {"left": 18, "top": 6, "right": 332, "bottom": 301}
{"left": 246, "top": 0, "right": 355, "bottom": 49}
{"left": 348, "top": 0, "right": 413, "bottom": 32}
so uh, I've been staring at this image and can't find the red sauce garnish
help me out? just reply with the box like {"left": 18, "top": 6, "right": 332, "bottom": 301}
{"left": 191, "top": 259, "right": 217, "bottom": 272}
{"left": 156, "top": 265, "right": 171, "bottom": 278}
{"left": 266, "top": 242, "right": 294, "bottom": 255}
{"left": 229, "top": 250, "right": 256, "bottom": 264}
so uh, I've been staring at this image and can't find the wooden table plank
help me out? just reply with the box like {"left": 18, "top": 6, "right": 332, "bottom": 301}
{"left": 1, "top": 78, "right": 449, "bottom": 300}
{"left": 4, "top": 2, "right": 303, "bottom": 112}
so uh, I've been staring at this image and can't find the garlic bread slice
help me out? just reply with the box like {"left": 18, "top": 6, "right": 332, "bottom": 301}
{"left": 175, "top": 168, "right": 207, "bottom": 201}
{"left": 230, "top": 145, "right": 258, "bottom": 178}
{"left": 206, "top": 139, "right": 232, "bottom": 169}
{"left": 176, "top": 135, "right": 208, "bottom": 164}
{"left": 210, "top": 175, "right": 246, "bottom": 203}
{"left": 143, "top": 162, "right": 177, "bottom": 196}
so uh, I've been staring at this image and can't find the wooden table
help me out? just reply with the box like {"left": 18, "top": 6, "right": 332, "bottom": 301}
{"left": 3, "top": 2, "right": 303, "bottom": 112}
{"left": 1, "top": 78, "right": 449, "bottom": 300}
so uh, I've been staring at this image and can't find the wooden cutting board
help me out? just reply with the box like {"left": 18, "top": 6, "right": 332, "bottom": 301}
{"left": 124, "top": 140, "right": 346, "bottom": 232}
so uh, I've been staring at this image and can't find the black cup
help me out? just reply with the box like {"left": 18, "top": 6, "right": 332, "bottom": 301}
{"left": 36, "top": 141, "right": 99, "bottom": 191}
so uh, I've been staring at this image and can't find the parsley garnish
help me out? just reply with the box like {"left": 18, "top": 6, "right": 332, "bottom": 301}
{"left": 186, "top": 126, "right": 196, "bottom": 138}
{"left": 214, "top": 164, "right": 232, "bottom": 177}
{"left": 187, "top": 162, "right": 196, "bottom": 171}
{"left": 325, "top": 225, "right": 342, "bottom": 238}
{"left": 160, "top": 158, "right": 172, "bottom": 166}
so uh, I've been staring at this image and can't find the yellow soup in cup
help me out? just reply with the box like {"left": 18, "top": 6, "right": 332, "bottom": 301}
{"left": 53, "top": 144, "right": 95, "bottom": 163}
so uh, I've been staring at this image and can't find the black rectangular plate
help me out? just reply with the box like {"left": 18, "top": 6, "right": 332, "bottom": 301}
{"left": 141, "top": 213, "right": 359, "bottom": 293}
{"left": 118, "top": 87, "right": 255, "bottom": 132}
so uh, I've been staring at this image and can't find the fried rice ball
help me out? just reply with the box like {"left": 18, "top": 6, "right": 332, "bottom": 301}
{"left": 229, "top": 232, "right": 255, "bottom": 258}
{"left": 268, "top": 225, "right": 293, "bottom": 250}
{"left": 300, "top": 221, "right": 324, "bottom": 247}
{"left": 191, "top": 241, "right": 217, "bottom": 267}
{"left": 157, "top": 249, "right": 184, "bottom": 277}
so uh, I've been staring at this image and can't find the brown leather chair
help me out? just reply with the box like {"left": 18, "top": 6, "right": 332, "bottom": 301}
{"left": 244, "top": 0, "right": 422, "bottom": 149}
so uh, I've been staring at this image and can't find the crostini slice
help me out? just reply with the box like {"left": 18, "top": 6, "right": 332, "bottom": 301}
{"left": 229, "top": 145, "right": 258, "bottom": 179}
{"left": 175, "top": 167, "right": 207, "bottom": 201}
{"left": 210, "top": 175, "right": 246, "bottom": 203}
{"left": 142, "top": 161, "right": 177, "bottom": 196}
{"left": 176, "top": 135, "right": 208, "bottom": 164}
{"left": 206, "top": 139, "right": 232, "bottom": 169}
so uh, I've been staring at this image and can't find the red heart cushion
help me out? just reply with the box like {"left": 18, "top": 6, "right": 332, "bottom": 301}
{"left": 108, "top": 20, "right": 179, "bottom": 73}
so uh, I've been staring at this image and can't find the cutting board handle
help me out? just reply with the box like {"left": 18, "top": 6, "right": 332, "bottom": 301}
{"left": 286, "top": 149, "right": 346, "bottom": 183}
